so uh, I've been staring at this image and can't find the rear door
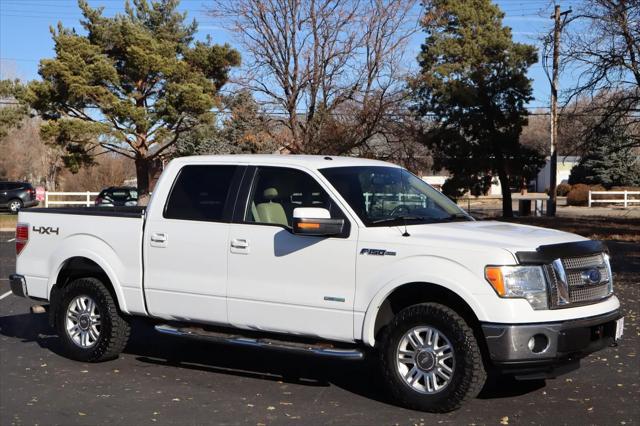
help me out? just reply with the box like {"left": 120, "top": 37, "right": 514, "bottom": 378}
{"left": 144, "top": 164, "right": 244, "bottom": 325}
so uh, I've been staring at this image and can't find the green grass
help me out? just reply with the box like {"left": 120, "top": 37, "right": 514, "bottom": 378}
{"left": 0, "top": 214, "right": 18, "bottom": 229}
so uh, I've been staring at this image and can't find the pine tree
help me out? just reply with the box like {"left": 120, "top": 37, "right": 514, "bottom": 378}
{"left": 413, "top": 0, "right": 542, "bottom": 217}
{"left": 26, "top": 0, "right": 240, "bottom": 194}
{"left": 569, "top": 122, "right": 640, "bottom": 188}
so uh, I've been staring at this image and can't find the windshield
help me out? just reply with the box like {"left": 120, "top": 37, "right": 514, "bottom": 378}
{"left": 320, "top": 166, "right": 471, "bottom": 226}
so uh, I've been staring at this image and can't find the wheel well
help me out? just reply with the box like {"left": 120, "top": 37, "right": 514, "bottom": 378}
{"left": 373, "top": 282, "right": 482, "bottom": 343}
{"left": 52, "top": 257, "right": 118, "bottom": 310}
{"left": 55, "top": 257, "right": 110, "bottom": 287}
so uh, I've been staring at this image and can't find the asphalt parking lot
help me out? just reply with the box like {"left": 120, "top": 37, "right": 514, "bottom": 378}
{"left": 1, "top": 228, "right": 639, "bottom": 425}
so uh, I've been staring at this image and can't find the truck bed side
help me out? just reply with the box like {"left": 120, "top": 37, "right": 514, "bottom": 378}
{"left": 16, "top": 207, "right": 147, "bottom": 316}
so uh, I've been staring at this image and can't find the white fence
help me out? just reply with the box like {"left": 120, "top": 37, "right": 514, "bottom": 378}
{"left": 44, "top": 191, "right": 100, "bottom": 207}
{"left": 588, "top": 190, "right": 640, "bottom": 208}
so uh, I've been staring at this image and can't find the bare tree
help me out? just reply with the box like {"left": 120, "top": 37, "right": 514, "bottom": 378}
{"left": 551, "top": 0, "right": 640, "bottom": 150}
{"left": 210, "top": 0, "right": 419, "bottom": 154}
{"left": 59, "top": 153, "right": 135, "bottom": 192}
{"left": 0, "top": 117, "right": 64, "bottom": 189}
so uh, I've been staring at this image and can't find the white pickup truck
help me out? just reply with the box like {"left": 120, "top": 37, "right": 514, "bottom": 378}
{"left": 10, "top": 155, "right": 623, "bottom": 412}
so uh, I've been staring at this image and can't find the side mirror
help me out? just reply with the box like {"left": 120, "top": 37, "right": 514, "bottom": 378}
{"left": 292, "top": 207, "right": 344, "bottom": 236}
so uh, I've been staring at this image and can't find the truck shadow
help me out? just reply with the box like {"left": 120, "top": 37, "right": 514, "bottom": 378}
{"left": 0, "top": 313, "right": 545, "bottom": 404}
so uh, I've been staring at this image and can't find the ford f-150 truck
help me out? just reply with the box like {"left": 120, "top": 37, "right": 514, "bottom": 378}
{"left": 10, "top": 155, "right": 624, "bottom": 412}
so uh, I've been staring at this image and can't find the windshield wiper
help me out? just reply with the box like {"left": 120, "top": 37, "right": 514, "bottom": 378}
{"left": 444, "top": 212, "right": 472, "bottom": 221}
{"left": 371, "top": 215, "right": 429, "bottom": 225}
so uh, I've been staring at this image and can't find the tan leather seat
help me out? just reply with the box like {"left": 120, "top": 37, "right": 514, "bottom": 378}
{"left": 256, "top": 187, "right": 288, "bottom": 226}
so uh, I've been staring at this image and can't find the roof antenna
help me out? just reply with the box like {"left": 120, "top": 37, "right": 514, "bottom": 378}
{"left": 402, "top": 218, "right": 410, "bottom": 237}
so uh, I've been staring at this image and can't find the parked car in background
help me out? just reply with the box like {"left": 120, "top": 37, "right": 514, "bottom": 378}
{"left": 95, "top": 187, "right": 138, "bottom": 207}
{"left": 0, "top": 181, "right": 38, "bottom": 213}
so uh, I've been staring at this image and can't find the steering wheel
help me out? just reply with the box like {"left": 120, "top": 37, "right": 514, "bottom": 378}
{"left": 389, "top": 204, "right": 410, "bottom": 217}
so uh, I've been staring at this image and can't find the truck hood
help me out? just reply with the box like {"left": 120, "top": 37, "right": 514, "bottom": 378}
{"left": 404, "top": 220, "right": 588, "bottom": 253}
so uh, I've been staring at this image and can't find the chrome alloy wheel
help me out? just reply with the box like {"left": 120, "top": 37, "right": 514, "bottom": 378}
{"left": 396, "top": 326, "right": 455, "bottom": 394}
{"left": 65, "top": 295, "right": 101, "bottom": 348}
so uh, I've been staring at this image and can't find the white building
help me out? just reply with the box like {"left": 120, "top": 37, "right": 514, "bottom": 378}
{"left": 534, "top": 156, "right": 580, "bottom": 192}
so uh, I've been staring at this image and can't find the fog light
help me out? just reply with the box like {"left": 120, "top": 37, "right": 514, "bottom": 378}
{"left": 528, "top": 334, "right": 549, "bottom": 353}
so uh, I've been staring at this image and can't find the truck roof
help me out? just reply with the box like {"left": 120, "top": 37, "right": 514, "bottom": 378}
{"left": 169, "top": 154, "right": 399, "bottom": 170}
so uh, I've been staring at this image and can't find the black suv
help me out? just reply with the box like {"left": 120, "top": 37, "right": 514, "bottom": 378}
{"left": 0, "top": 181, "right": 38, "bottom": 213}
{"left": 95, "top": 187, "right": 138, "bottom": 207}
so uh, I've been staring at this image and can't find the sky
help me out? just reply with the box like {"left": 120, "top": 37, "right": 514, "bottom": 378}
{"left": 0, "top": 0, "right": 586, "bottom": 110}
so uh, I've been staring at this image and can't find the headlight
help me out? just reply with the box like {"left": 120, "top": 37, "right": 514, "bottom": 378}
{"left": 485, "top": 265, "right": 548, "bottom": 310}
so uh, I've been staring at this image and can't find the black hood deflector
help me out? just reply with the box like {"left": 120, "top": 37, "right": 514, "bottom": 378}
{"left": 516, "top": 240, "right": 607, "bottom": 264}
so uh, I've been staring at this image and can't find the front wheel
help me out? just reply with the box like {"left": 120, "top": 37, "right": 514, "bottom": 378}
{"left": 378, "top": 303, "right": 486, "bottom": 412}
{"left": 55, "top": 277, "right": 130, "bottom": 362}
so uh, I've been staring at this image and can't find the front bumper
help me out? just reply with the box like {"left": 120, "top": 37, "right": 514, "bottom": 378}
{"left": 9, "top": 274, "right": 27, "bottom": 298}
{"left": 482, "top": 309, "right": 622, "bottom": 379}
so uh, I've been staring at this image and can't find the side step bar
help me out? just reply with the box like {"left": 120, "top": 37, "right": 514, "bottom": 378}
{"left": 155, "top": 324, "right": 364, "bottom": 360}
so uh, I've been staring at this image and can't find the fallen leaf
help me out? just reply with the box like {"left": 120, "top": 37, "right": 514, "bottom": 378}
{"left": 500, "top": 416, "right": 509, "bottom": 425}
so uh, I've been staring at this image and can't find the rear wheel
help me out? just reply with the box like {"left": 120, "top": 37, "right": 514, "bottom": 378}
{"left": 55, "top": 277, "right": 130, "bottom": 362}
{"left": 8, "top": 199, "right": 22, "bottom": 214}
{"left": 378, "top": 303, "right": 486, "bottom": 412}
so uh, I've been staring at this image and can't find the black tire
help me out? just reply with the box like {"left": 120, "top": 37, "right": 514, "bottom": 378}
{"left": 55, "top": 277, "right": 130, "bottom": 362}
{"left": 378, "top": 303, "right": 486, "bottom": 413}
{"left": 8, "top": 199, "right": 23, "bottom": 214}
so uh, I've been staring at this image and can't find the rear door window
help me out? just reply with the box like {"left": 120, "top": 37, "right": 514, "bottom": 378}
{"left": 164, "top": 165, "right": 239, "bottom": 222}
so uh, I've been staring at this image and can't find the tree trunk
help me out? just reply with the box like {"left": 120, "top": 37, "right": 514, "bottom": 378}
{"left": 497, "top": 168, "right": 513, "bottom": 218}
{"left": 135, "top": 157, "right": 150, "bottom": 196}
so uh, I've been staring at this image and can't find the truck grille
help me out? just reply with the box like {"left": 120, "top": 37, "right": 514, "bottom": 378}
{"left": 546, "top": 253, "right": 613, "bottom": 309}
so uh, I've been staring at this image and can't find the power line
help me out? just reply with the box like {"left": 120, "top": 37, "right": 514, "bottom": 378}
{"left": 0, "top": 100, "right": 622, "bottom": 118}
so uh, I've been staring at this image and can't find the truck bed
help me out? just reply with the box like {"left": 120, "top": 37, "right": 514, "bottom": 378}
{"left": 16, "top": 206, "right": 147, "bottom": 315}
{"left": 27, "top": 206, "right": 145, "bottom": 218}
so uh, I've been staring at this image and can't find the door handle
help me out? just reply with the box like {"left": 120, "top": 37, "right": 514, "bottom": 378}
{"left": 230, "top": 238, "right": 249, "bottom": 254}
{"left": 151, "top": 233, "right": 167, "bottom": 243}
{"left": 150, "top": 232, "right": 168, "bottom": 247}
{"left": 230, "top": 238, "right": 249, "bottom": 249}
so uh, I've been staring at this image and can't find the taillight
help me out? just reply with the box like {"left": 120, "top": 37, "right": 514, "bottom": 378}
{"left": 95, "top": 197, "right": 103, "bottom": 205}
{"left": 28, "top": 187, "right": 36, "bottom": 199}
{"left": 16, "top": 223, "right": 28, "bottom": 256}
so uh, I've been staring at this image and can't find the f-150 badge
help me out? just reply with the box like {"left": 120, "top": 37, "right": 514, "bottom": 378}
{"left": 360, "top": 248, "right": 396, "bottom": 256}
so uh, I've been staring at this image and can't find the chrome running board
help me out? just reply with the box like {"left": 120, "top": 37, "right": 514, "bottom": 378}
{"left": 154, "top": 324, "right": 364, "bottom": 360}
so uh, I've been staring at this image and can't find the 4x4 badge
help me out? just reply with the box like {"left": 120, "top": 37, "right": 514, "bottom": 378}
{"left": 32, "top": 226, "right": 59, "bottom": 235}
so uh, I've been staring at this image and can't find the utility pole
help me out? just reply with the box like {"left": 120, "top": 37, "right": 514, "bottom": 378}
{"left": 547, "top": 5, "right": 571, "bottom": 217}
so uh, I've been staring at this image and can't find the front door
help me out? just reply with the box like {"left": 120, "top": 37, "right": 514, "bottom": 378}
{"left": 227, "top": 166, "right": 358, "bottom": 342}
{"left": 144, "top": 164, "right": 242, "bottom": 325}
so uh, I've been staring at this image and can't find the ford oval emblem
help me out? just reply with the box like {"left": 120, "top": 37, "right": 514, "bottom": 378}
{"left": 581, "top": 268, "right": 602, "bottom": 284}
